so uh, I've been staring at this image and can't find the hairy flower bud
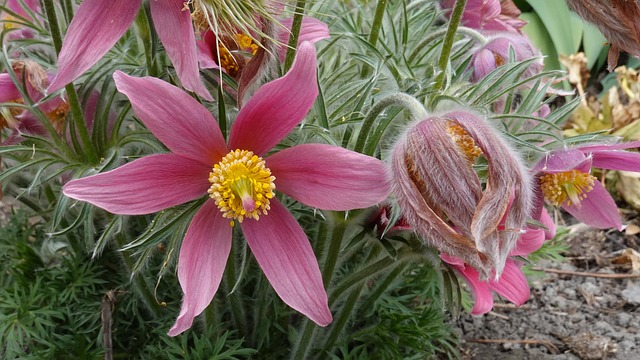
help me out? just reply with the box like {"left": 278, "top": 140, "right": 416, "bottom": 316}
{"left": 566, "top": 0, "right": 640, "bottom": 71}
{"left": 389, "top": 111, "right": 533, "bottom": 279}
{"left": 470, "top": 32, "right": 543, "bottom": 82}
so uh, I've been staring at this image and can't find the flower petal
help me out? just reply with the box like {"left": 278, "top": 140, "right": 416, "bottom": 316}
{"left": 149, "top": 0, "right": 212, "bottom": 100}
{"left": 196, "top": 31, "right": 220, "bottom": 69}
{"left": 113, "top": 71, "right": 227, "bottom": 165}
{"left": 266, "top": 144, "right": 389, "bottom": 210}
{"left": 63, "top": 154, "right": 210, "bottom": 215}
{"left": 277, "top": 17, "right": 330, "bottom": 62}
{"left": 454, "top": 265, "right": 494, "bottom": 315}
{"left": 228, "top": 42, "right": 318, "bottom": 156}
{"left": 509, "top": 228, "right": 545, "bottom": 257}
{"left": 168, "top": 201, "right": 232, "bottom": 336}
{"left": 48, "top": 0, "right": 141, "bottom": 92}
{"left": 533, "top": 149, "right": 590, "bottom": 173}
{"left": 240, "top": 199, "right": 331, "bottom": 326}
{"left": 539, "top": 208, "right": 556, "bottom": 240}
{"left": 488, "top": 259, "right": 530, "bottom": 306}
{"left": 0, "top": 73, "right": 21, "bottom": 102}
{"left": 562, "top": 180, "right": 623, "bottom": 230}
{"left": 589, "top": 150, "right": 640, "bottom": 172}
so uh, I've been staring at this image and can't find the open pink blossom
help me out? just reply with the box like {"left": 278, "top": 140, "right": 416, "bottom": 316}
{"left": 48, "top": 0, "right": 211, "bottom": 100}
{"left": 1, "top": 0, "right": 41, "bottom": 39}
{"left": 62, "top": 43, "right": 389, "bottom": 336}
{"left": 441, "top": 208, "right": 554, "bottom": 314}
{"left": 534, "top": 141, "right": 640, "bottom": 230}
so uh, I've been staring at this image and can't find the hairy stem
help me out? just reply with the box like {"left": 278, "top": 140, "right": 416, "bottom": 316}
{"left": 434, "top": 0, "right": 468, "bottom": 91}
{"left": 283, "top": 0, "right": 306, "bottom": 72}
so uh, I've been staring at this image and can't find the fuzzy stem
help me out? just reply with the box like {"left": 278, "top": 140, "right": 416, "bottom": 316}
{"left": 115, "top": 234, "right": 162, "bottom": 318}
{"left": 360, "top": 0, "right": 387, "bottom": 78}
{"left": 290, "top": 215, "right": 345, "bottom": 360}
{"left": 355, "top": 93, "right": 428, "bottom": 154}
{"left": 434, "top": 0, "right": 468, "bottom": 91}
{"left": 283, "top": 0, "right": 306, "bottom": 72}
{"left": 224, "top": 239, "right": 247, "bottom": 337}
{"left": 43, "top": 0, "right": 99, "bottom": 164}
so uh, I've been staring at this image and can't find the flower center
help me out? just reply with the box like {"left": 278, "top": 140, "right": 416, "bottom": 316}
{"left": 539, "top": 169, "right": 596, "bottom": 207}
{"left": 494, "top": 53, "right": 506, "bottom": 66}
{"left": 208, "top": 149, "right": 275, "bottom": 226}
{"left": 446, "top": 121, "right": 483, "bottom": 163}
{"left": 216, "top": 43, "right": 240, "bottom": 77}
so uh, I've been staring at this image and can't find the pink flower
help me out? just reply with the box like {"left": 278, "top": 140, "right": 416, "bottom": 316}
{"left": 534, "top": 141, "right": 640, "bottom": 230}
{"left": 440, "top": 0, "right": 526, "bottom": 33}
{"left": 389, "top": 110, "right": 532, "bottom": 279}
{"left": 2, "top": 0, "right": 41, "bottom": 39}
{"left": 62, "top": 43, "right": 390, "bottom": 336}
{"left": 441, "top": 208, "right": 552, "bottom": 314}
{"left": 470, "top": 32, "right": 543, "bottom": 82}
{"left": 48, "top": 0, "right": 211, "bottom": 100}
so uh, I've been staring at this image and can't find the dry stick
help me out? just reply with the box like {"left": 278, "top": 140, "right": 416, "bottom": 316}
{"left": 532, "top": 267, "right": 640, "bottom": 279}
{"left": 467, "top": 338, "right": 560, "bottom": 354}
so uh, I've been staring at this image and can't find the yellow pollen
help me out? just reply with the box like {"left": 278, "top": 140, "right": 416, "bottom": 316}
{"left": 446, "top": 121, "right": 483, "bottom": 163}
{"left": 208, "top": 149, "right": 275, "bottom": 225}
{"left": 233, "top": 33, "right": 258, "bottom": 55}
{"left": 539, "top": 170, "right": 596, "bottom": 207}
{"left": 216, "top": 43, "right": 240, "bottom": 77}
{"left": 2, "top": 15, "right": 18, "bottom": 31}
{"left": 494, "top": 53, "right": 506, "bottom": 66}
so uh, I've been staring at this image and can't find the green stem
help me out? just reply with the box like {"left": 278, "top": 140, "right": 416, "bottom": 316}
{"left": 290, "top": 215, "right": 345, "bottom": 360}
{"left": 43, "top": 0, "right": 98, "bottom": 163}
{"left": 368, "top": 0, "right": 387, "bottom": 47}
{"left": 355, "top": 93, "right": 428, "bottom": 154}
{"left": 434, "top": 0, "right": 468, "bottom": 92}
{"left": 283, "top": 0, "right": 306, "bottom": 72}
{"left": 115, "top": 234, "right": 162, "bottom": 318}
{"left": 224, "top": 239, "right": 247, "bottom": 337}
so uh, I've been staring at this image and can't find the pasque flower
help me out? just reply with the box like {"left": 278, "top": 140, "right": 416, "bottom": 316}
{"left": 48, "top": 0, "right": 212, "bottom": 100}
{"left": 440, "top": 0, "right": 526, "bottom": 33}
{"left": 441, "top": 208, "right": 554, "bottom": 314}
{"left": 535, "top": 141, "right": 640, "bottom": 230}
{"left": 62, "top": 43, "right": 389, "bottom": 336}
{"left": 470, "top": 32, "right": 543, "bottom": 82}
{"left": 389, "top": 110, "right": 532, "bottom": 279}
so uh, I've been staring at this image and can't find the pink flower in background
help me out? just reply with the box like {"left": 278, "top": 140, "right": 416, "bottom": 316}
{"left": 1, "top": 0, "right": 41, "bottom": 39}
{"left": 62, "top": 43, "right": 390, "bottom": 336}
{"left": 440, "top": 0, "right": 526, "bottom": 33}
{"left": 469, "top": 32, "right": 543, "bottom": 82}
{"left": 48, "top": 0, "right": 211, "bottom": 100}
{"left": 535, "top": 141, "right": 640, "bottom": 230}
{"left": 389, "top": 110, "right": 532, "bottom": 279}
{"left": 197, "top": 16, "right": 329, "bottom": 74}
{"left": 441, "top": 208, "right": 553, "bottom": 314}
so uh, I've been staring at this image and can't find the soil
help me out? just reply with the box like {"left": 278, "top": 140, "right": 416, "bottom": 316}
{"left": 455, "top": 210, "right": 640, "bottom": 360}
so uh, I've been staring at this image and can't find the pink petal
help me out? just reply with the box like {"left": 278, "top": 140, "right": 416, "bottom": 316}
{"left": 149, "top": 0, "right": 212, "bottom": 101}
{"left": 7, "top": 0, "right": 40, "bottom": 17}
{"left": 228, "top": 42, "right": 318, "bottom": 156}
{"left": 488, "top": 259, "right": 530, "bottom": 306}
{"left": 440, "top": 252, "right": 466, "bottom": 267}
{"left": 113, "top": 71, "right": 227, "bottom": 165}
{"left": 0, "top": 73, "right": 21, "bottom": 102}
{"left": 277, "top": 17, "right": 330, "bottom": 62}
{"left": 578, "top": 140, "right": 640, "bottom": 152}
{"left": 589, "top": 150, "right": 640, "bottom": 172}
{"left": 455, "top": 265, "right": 494, "bottom": 315}
{"left": 168, "top": 201, "right": 232, "bottom": 336}
{"left": 266, "top": 144, "right": 389, "bottom": 210}
{"left": 539, "top": 208, "right": 556, "bottom": 240}
{"left": 533, "top": 149, "right": 591, "bottom": 173}
{"left": 48, "top": 0, "right": 141, "bottom": 92}
{"left": 240, "top": 199, "right": 332, "bottom": 326}
{"left": 196, "top": 31, "right": 220, "bottom": 69}
{"left": 509, "top": 228, "right": 545, "bottom": 257}
{"left": 63, "top": 154, "right": 210, "bottom": 215}
{"left": 562, "top": 180, "right": 623, "bottom": 230}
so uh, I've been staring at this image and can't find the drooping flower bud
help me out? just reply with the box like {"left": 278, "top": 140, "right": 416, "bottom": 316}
{"left": 470, "top": 32, "right": 543, "bottom": 82}
{"left": 389, "top": 110, "right": 533, "bottom": 279}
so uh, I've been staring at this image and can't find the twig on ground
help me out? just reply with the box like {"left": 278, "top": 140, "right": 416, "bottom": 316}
{"left": 468, "top": 338, "right": 560, "bottom": 353}
{"left": 532, "top": 267, "right": 640, "bottom": 279}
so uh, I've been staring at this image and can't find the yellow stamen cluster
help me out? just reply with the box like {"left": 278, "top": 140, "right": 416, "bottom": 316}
{"left": 446, "top": 121, "right": 483, "bottom": 163}
{"left": 46, "top": 102, "right": 70, "bottom": 133}
{"left": 494, "top": 53, "right": 506, "bottom": 66}
{"left": 540, "top": 169, "right": 596, "bottom": 206}
{"left": 208, "top": 149, "right": 275, "bottom": 226}
{"left": 233, "top": 33, "right": 258, "bottom": 55}
{"left": 2, "top": 15, "right": 18, "bottom": 31}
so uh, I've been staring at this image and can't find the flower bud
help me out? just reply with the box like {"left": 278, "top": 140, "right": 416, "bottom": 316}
{"left": 389, "top": 110, "right": 532, "bottom": 278}
{"left": 470, "top": 32, "right": 543, "bottom": 82}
